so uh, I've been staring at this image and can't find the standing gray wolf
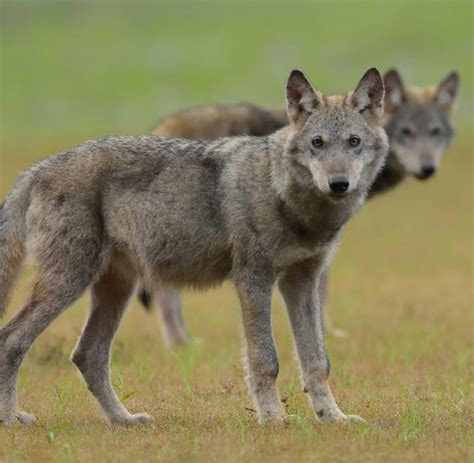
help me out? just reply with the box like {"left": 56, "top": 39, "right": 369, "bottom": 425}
{"left": 0, "top": 68, "right": 388, "bottom": 425}
{"left": 142, "top": 69, "right": 459, "bottom": 345}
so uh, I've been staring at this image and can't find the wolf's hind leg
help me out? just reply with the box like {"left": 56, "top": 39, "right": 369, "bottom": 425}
{"left": 154, "top": 288, "right": 187, "bottom": 347}
{"left": 319, "top": 270, "right": 348, "bottom": 338}
{"left": 0, "top": 266, "right": 96, "bottom": 426}
{"left": 71, "top": 261, "right": 152, "bottom": 425}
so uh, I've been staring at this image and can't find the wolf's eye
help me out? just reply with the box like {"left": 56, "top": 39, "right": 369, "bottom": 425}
{"left": 311, "top": 136, "right": 324, "bottom": 148}
{"left": 430, "top": 127, "right": 442, "bottom": 136}
{"left": 401, "top": 127, "right": 414, "bottom": 137}
{"left": 349, "top": 136, "right": 361, "bottom": 147}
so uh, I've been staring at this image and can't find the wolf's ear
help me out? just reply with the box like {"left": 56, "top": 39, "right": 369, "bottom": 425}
{"left": 383, "top": 68, "right": 405, "bottom": 110}
{"left": 286, "top": 70, "right": 322, "bottom": 124}
{"left": 433, "top": 71, "right": 459, "bottom": 112}
{"left": 350, "top": 68, "right": 385, "bottom": 121}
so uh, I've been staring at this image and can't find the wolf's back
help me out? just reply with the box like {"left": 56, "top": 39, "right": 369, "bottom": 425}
{"left": 151, "top": 103, "right": 288, "bottom": 140}
{"left": 0, "top": 173, "right": 34, "bottom": 317}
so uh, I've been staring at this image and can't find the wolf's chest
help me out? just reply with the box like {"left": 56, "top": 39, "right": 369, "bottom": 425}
{"left": 273, "top": 241, "right": 330, "bottom": 269}
{"left": 271, "top": 210, "right": 345, "bottom": 269}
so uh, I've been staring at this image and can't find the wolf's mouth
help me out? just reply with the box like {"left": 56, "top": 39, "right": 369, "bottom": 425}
{"left": 327, "top": 191, "right": 350, "bottom": 201}
{"left": 414, "top": 171, "right": 436, "bottom": 181}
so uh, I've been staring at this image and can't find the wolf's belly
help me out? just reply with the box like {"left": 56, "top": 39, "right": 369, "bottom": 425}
{"left": 106, "top": 183, "right": 232, "bottom": 287}
{"left": 150, "top": 243, "right": 232, "bottom": 288}
{"left": 134, "top": 224, "right": 232, "bottom": 289}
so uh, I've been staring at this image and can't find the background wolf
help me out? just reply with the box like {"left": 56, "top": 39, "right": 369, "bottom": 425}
{"left": 0, "top": 68, "right": 388, "bottom": 426}
{"left": 141, "top": 69, "right": 460, "bottom": 345}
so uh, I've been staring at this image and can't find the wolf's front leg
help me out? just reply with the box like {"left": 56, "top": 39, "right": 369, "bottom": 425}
{"left": 234, "top": 273, "right": 286, "bottom": 424}
{"left": 278, "top": 260, "right": 364, "bottom": 423}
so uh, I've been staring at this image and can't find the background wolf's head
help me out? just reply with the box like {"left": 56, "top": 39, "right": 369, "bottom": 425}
{"left": 383, "top": 69, "right": 459, "bottom": 180}
{"left": 283, "top": 69, "right": 389, "bottom": 201}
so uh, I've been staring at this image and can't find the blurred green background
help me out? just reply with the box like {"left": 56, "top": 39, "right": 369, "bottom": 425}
{"left": 1, "top": 0, "right": 472, "bottom": 153}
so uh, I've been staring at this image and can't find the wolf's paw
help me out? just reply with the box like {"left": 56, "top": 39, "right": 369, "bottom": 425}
{"left": 0, "top": 410, "right": 37, "bottom": 426}
{"left": 128, "top": 412, "right": 154, "bottom": 424}
{"left": 110, "top": 412, "right": 154, "bottom": 426}
{"left": 259, "top": 409, "right": 289, "bottom": 426}
{"left": 16, "top": 411, "right": 38, "bottom": 425}
{"left": 263, "top": 414, "right": 290, "bottom": 426}
{"left": 316, "top": 408, "right": 365, "bottom": 423}
{"left": 347, "top": 414, "right": 365, "bottom": 422}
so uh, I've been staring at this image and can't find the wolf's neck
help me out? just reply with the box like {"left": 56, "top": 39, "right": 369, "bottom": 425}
{"left": 368, "top": 150, "right": 406, "bottom": 198}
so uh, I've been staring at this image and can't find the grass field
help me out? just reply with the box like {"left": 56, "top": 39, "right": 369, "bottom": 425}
{"left": 0, "top": 1, "right": 473, "bottom": 462}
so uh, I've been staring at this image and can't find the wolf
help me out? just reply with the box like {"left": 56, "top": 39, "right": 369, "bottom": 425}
{"left": 142, "top": 69, "right": 459, "bottom": 345}
{"left": 0, "top": 68, "right": 388, "bottom": 426}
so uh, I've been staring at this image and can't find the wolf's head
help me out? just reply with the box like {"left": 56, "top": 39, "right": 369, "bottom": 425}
{"left": 283, "top": 68, "right": 389, "bottom": 201}
{"left": 383, "top": 69, "right": 459, "bottom": 180}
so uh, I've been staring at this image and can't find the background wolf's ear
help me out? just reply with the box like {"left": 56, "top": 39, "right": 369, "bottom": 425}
{"left": 383, "top": 68, "right": 405, "bottom": 111}
{"left": 286, "top": 70, "right": 322, "bottom": 124}
{"left": 433, "top": 71, "right": 460, "bottom": 112}
{"left": 350, "top": 68, "right": 384, "bottom": 121}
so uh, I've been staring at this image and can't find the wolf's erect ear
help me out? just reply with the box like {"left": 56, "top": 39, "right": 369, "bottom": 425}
{"left": 350, "top": 68, "right": 385, "bottom": 121}
{"left": 286, "top": 70, "right": 322, "bottom": 124}
{"left": 383, "top": 68, "right": 405, "bottom": 110}
{"left": 433, "top": 71, "right": 460, "bottom": 112}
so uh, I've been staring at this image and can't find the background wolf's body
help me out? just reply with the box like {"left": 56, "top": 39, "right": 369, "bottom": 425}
{"left": 151, "top": 103, "right": 288, "bottom": 140}
{"left": 143, "top": 70, "right": 458, "bottom": 345}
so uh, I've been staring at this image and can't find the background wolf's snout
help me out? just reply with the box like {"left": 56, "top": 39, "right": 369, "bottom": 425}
{"left": 329, "top": 175, "right": 350, "bottom": 194}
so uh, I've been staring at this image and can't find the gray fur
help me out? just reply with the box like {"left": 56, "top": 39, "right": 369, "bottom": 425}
{"left": 0, "top": 68, "right": 388, "bottom": 425}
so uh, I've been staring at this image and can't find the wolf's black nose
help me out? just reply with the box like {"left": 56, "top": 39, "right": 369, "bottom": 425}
{"left": 420, "top": 165, "right": 436, "bottom": 179}
{"left": 329, "top": 175, "right": 350, "bottom": 193}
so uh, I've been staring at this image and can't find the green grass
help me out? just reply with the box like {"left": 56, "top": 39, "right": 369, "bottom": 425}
{"left": 0, "top": 1, "right": 473, "bottom": 462}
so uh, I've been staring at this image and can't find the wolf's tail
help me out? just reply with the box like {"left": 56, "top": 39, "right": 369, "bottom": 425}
{"left": 0, "top": 175, "right": 32, "bottom": 318}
